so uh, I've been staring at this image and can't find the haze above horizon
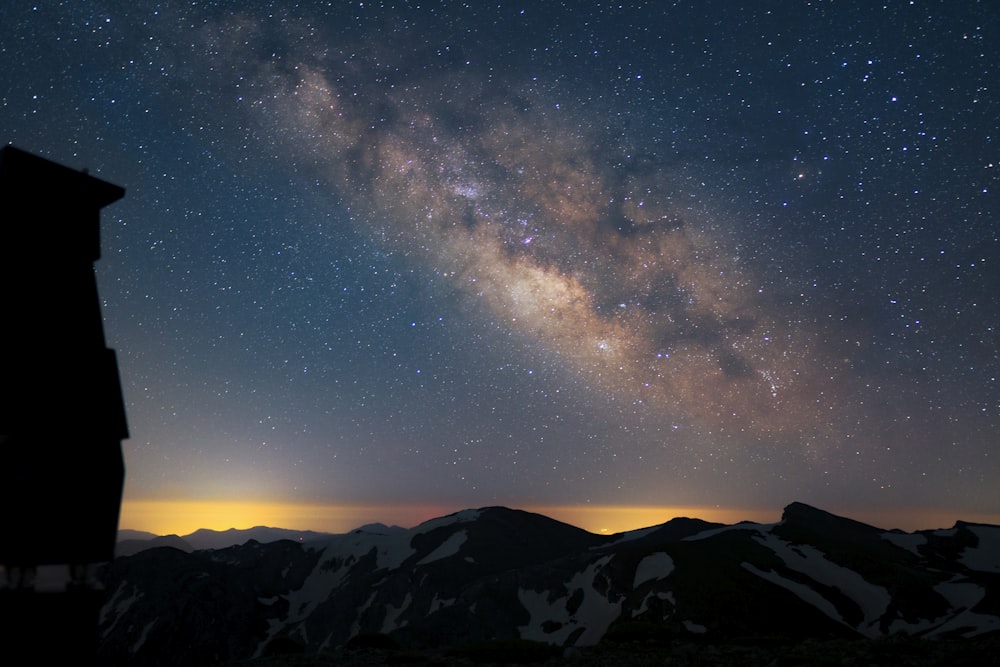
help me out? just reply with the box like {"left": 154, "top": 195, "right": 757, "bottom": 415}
{"left": 118, "top": 499, "right": 1000, "bottom": 538}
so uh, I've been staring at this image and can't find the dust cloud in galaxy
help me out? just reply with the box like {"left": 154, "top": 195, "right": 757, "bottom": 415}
{"left": 223, "top": 42, "right": 849, "bottom": 445}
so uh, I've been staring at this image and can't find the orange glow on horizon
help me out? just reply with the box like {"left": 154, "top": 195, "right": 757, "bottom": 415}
{"left": 119, "top": 499, "right": 777, "bottom": 536}
{"left": 534, "top": 505, "right": 778, "bottom": 534}
{"left": 118, "top": 499, "right": 454, "bottom": 537}
{"left": 118, "top": 498, "right": 999, "bottom": 537}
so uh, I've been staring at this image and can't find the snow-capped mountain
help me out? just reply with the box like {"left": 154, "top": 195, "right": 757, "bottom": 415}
{"left": 96, "top": 503, "right": 1000, "bottom": 665}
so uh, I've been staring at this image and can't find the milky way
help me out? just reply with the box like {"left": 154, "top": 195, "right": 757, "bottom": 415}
{"left": 211, "top": 19, "right": 852, "bottom": 447}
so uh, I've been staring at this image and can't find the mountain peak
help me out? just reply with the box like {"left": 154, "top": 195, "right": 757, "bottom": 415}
{"left": 777, "top": 501, "right": 892, "bottom": 555}
{"left": 352, "top": 522, "right": 406, "bottom": 535}
{"left": 781, "top": 501, "right": 874, "bottom": 529}
{"left": 782, "top": 501, "right": 835, "bottom": 520}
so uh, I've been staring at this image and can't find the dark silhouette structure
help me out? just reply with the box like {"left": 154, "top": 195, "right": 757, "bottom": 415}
{"left": 0, "top": 145, "right": 127, "bottom": 658}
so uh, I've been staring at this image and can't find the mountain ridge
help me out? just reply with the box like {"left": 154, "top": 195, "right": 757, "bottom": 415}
{"left": 96, "top": 502, "right": 1000, "bottom": 665}
{"left": 117, "top": 501, "right": 984, "bottom": 553}
{"left": 116, "top": 524, "right": 336, "bottom": 556}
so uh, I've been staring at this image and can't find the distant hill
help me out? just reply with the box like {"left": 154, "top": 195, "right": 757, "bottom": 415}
{"left": 115, "top": 525, "right": 335, "bottom": 556}
{"left": 181, "top": 526, "right": 335, "bottom": 550}
{"left": 116, "top": 533, "right": 194, "bottom": 557}
{"left": 117, "top": 529, "right": 159, "bottom": 541}
{"left": 98, "top": 503, "right": 1000, "bottom": 666}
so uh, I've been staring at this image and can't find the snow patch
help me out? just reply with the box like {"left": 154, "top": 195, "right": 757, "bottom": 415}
{"left": 633, "top": 592, "right": 652, "bottom": 617}
{"left": 633, "top": 552, "right": 674, "bottom": 587}
{"left": 413, "top": 509, "right": 483, "bottom": 535}
{"left": 927, "top": 579, "right": 1000, "bottom": 638}
{"left": 881, "top": 531, "right": 927, "bottom": 556}
{"left": 633, "top": 589, "right": 675, "bottom": 617}
{"left": 888, "top": 616, "right": 936, "bottom": 635}
{"left": 518, "top": 555, "right": 621, "bottom": 646}
{"left": 752, "top": 532, "right": 890, "bottom": 637}
{"left": 960, "top": 526, "right": 1000, "bottom": 573}
{"left": 742, "top": 562, "right": 845, "bottom": 625}
{"left": 428, "top": 593, "right": 456, "bottom": 613}
{"left": 887, "top": 578, "right": 1000, "bottom": 638}
{"left": 683, "top": 620, "right": 707, "bottom": 633}
{"left": 131, "top": 619, "right": 157, "bottom": 654}
{"left": 683, "top": 522, "right": 773, "bottom": 542}
{"left": 100, "top": 581, "right": 143, "bottom": 638}
{"left": 309, "top": 526, "right": 416, "bottom": 572}
{"left": 254, "top": 543, "right": 362, "bottom": 657}
{"left": 417, "top": 530, "right": 467, "bottom": 565}
{"left": 600, "top": 525, "right": 661, "bottom": 548}
{"left": 350, "top": 591, "right": 379, "bottom": 639}
{"left": 381, "top": 593, "right": 412, "bottom": 634}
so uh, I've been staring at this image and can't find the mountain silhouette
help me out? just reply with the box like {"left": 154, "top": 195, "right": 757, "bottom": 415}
{"left": 96, "top": 503, "right": 1000, "bottom": 665}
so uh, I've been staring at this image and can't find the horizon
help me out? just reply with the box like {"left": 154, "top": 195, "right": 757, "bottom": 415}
{"left": 118, "top": 499, "right": 1000, "bottom": 538}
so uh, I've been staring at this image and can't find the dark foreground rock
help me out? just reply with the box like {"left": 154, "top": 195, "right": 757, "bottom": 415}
{"left": 231, "top": 635, "right": 1000, "bottom": 667}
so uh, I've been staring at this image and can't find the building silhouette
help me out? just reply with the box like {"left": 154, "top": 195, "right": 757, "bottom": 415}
{"left": 0, "top": 145, "right": 127, "bottom": 659}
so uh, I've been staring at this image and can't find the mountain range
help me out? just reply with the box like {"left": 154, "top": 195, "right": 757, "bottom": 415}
{"left": 115, "top": 525, "right": 337, "bottom": 557}
{"left": 97, "top": 502, "right": 1000, "bottom": 665}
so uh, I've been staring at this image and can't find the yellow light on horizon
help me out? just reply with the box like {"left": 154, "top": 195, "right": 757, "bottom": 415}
{"left": 118, "top": 498, "right": 999, "bottom": 537}
{"left": 119, "top": 499, "right": 778, "bottom": 537}
{"left": 118, "top": 499, "right": 458, "bottom": 536}
{"left": 531, "top": 504, "right": 779, "bottom": 535}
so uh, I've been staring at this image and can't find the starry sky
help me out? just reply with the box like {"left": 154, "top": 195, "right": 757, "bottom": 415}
{"left": 2, "top": 1, "right": 997, "bottom": 534}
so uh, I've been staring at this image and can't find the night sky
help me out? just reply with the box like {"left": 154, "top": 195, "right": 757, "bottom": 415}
{"left": 2, "top": 1, "right": 997, "bottom": 534}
